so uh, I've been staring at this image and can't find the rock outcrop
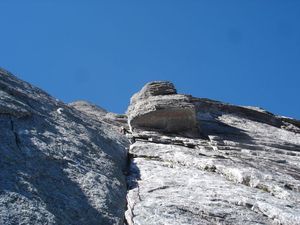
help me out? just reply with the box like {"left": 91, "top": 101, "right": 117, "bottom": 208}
{"left": 1, "top": 70, "right": 300, "bottom": 225}
{"left": 125, "top": 82, "right": 300, "bottom": 225}
{"left": 127, "top": 81, "right": 199, "bottom": 136}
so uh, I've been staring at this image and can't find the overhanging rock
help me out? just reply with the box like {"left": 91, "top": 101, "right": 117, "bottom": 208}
{"left": 127, "top": 81, "right": 199, "bottom": 135}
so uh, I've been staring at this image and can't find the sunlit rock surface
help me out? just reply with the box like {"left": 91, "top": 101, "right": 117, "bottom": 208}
{"left": 126, "top": 82, "right": 300, "bottom": 225}
{"left": 127, "top": 81, "right": 199, "bottom": 136}
{"left": 1, "top": 70, "right": 300, "bottom": 225}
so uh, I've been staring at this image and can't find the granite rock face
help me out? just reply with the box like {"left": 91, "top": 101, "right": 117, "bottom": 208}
{"left": 1, "top": 71, "right": 300, "bottom": 225}
{"left": 70, "top": 100, "right": 128, "bottom": 129}
{"left": 127, "top": 81, "right": 198, "bottom": 136}
{"left": 0, "top": 69, "right": 129, "bottom": 225}
{"left": 125, "top": 82, "right": 300, "bottom": 225}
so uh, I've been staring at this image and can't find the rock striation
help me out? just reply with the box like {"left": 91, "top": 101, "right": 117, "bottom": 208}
{"left": 0, "top": 69, "right": 129, "bottom": 225}
{"left": 1, "top": 70, "right": 300, "bottom": 225}
{"left": 125, "top": 81, "right": 300, "bottom": 225}
{"left": 127, "top": 81, "right": 199, "bottom": 136}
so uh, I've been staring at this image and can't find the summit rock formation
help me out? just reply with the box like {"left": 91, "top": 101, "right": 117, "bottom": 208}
{"left": 1, "top": 69, "right": 300, "bottom": 225}
{"left": 127, "top": 81, "right": 199, "bottom": 137}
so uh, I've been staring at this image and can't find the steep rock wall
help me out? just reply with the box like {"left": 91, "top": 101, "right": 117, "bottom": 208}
{"left": 125, "top": 82, "right": 300, "bottom": 225}
{"left": 1, "top": 71, "right": 300, "bottom": 225}
{"left": 0, "top": 69, "right": 129, "bottom": 225}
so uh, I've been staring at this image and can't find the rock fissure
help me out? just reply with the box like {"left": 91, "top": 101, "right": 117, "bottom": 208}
{"left": 9, "top": 117, "right": 22, "bottom": 151}
{"left": 124, "top": 157, "right": 142, "bottom": 225}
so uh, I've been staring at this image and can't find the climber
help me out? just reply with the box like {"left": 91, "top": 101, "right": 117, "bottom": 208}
{"left": 120, "top": 126, "right": 136, "bottom": 144}
{"left": 120, "top": 126, "right": 130, "bottom": 135}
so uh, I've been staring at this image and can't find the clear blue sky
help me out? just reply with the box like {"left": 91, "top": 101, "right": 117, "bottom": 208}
{"left": 1, "top": 1, "right": 299, "bottom": 119}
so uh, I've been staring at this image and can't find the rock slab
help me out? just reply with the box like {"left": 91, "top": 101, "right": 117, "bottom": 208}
{"left": 0, "top": 69, "right": 129, "bottom": 225}
{"left": 126, "top": 82, "right": 300, "bottom": 225}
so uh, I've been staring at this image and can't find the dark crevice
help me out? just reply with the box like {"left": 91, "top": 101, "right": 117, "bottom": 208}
{"left": 148, "top": 185, "right": 170, "bottom": 193}
{"left": 171, "top": 205, "right": 227, "bottom": 223}
{"left": 10, "top": 117, "right": 21, "bottom": 151}
{"left": 130, "top": 153, "right": 163, "bottom": 162}
{"left": 124, "top": 152, "right": 141, "bottom": 225}
{"left": 133, "top": 136, "right": 198, "bottom": 150}
{"left": 123, "top": 153, "right": 132, "bottom": 225}
{"left": 124, "top": 218, "right": 129, "bottom": 225}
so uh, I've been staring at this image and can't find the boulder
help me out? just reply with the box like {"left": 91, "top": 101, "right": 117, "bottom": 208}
{"left": 127, "top": 81, "right": 198, "bottom": 135}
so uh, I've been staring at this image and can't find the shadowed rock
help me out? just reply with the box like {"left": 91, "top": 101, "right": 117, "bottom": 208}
{"left": 125, "top": 81, "right": 300, "bottom": 225}
{"left": 0, "top": 69, "right": 129, "bottom": 225}
{"left": 2, "top": 69, "right": 300, "bottom": 225}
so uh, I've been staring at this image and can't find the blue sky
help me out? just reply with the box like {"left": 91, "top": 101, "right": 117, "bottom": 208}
{"left": 1, "top": 1, "right": 299, "bottom": 118}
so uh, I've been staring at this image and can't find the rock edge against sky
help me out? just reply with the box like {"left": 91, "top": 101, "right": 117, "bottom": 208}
{"left": 1, "top": 68, "right": 300, "bottom": 225}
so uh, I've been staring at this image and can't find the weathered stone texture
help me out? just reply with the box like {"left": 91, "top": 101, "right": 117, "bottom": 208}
{"left": 1, "top": 71, "right": 300, "bottom": 225}
{"left": 0, "top": 69, "right": 129, "bottom": 225}
{"left": 126, "top": 83, "right": 300, "bottom": 225}
{"left": 127, "top": 81, "right": 198, "bottom": 136}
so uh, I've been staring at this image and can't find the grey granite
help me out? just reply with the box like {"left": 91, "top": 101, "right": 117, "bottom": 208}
{"left": 0, "top": 69, "right": 129, "bottom": 225}
{"left": 126, "top": 82, "right": 300, "bottom": 225}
